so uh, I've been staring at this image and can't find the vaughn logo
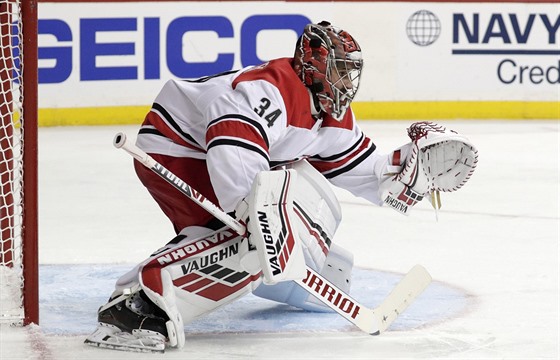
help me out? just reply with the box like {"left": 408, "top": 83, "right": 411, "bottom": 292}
{"left": 384, "top": 195, "right": 408, "bottom": 215}
{"left": 257, "top": 211, "right": 282, "bottom": 276}
{"left": 156, "top": 230, "right": 238, "bottom": 266}
{"left": 180, "top": 242, "right": 239, "bottom": 274}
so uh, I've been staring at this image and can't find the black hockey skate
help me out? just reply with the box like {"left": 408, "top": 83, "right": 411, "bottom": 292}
{"left": 98, "top": 290, "right": 169, "bottom": 336}
{"left": 85, "top": 291, "right": 170, "bottom": 353}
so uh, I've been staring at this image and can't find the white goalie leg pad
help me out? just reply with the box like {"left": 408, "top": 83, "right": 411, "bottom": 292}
{"left": 288, "top": 159, "right": 342, "bottom": 265}
{"left": 111, "top": 226, "right": 217, "bottom": 294}
{"left": 252, "top": 160, "right": 353, "bottom": 311}
{"left": 113, "top": 226, "right": 259, "bottom": 349}
{"left": 247, "top": 169, "right": 307, "bottom": 285}
{"left": 253, "top": 243, "right": 353, "bottom": 312}
{"left": 234, "top": 198, "right": 261, "bottom": 274}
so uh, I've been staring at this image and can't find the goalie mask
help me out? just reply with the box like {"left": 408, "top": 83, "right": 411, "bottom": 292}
{"left": 293, "top": 21, "right": 363, "bottom": 121}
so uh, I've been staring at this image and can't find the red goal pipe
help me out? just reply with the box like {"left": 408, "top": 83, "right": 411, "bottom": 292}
{"left": 22, "top": 0, "right": 39, "bottom": 326}
{"left": 0, "top": 0, "right": 38, "bottom": 325}
{"left": 0, "top": 2, "right": 15, "bottom": 267}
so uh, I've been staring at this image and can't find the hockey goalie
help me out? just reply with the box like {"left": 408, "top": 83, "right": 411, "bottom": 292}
{"left": 85, "top": 21, "right": 478, "bottom": 353}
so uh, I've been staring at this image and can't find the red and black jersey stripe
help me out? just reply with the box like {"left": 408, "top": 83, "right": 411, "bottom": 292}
{"left": 143, "top": 102, "right": 204, "bottom": 152}
{"left": 206, "top": 114, "right": 270, "bottom": 162}
{"left": 310, "top": 134, "right": 376, "bottom": 179}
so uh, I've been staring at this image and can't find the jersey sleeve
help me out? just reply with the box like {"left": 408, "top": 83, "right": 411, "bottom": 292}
{"left": 204, "top": 80, "right": 287, "bottom": 213}
{"left": 308, "top": 111, "right": 387, "bottom": 206}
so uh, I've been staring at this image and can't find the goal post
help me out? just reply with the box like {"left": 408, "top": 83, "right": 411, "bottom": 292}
{"left": 0, "top": 0, "right": 38, "bottom": 325}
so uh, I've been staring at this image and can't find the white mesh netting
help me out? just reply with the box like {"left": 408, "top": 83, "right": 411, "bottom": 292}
{"left": 0, "top": 0, "right": 25, "bottom": 324}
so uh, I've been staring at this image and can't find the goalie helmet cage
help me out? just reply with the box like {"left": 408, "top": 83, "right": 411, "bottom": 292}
{"left": 0, "top": 0, "right": 38, "bottom": 325}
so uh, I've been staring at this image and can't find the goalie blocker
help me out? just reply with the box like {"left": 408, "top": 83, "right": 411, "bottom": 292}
{"left": 85, "top": 160, "right": 353, "bottom": 352}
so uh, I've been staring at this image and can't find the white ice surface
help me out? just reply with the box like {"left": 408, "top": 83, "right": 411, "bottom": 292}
{"left": 1, "top": 120, "right": 558, "bottom": 359}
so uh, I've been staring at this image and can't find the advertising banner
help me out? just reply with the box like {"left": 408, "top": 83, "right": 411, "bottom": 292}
{"left": 36, "top": 1, "right": 559, "bottom": 123}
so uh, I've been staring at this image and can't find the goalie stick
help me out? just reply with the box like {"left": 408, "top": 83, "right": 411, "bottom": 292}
{"left": 113, "top": 132, "right": 432, "bottom": 335}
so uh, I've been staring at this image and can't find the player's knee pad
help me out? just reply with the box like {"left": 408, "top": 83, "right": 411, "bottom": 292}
{"left": 252, "top": 243, "right": 354, "bottom": 312}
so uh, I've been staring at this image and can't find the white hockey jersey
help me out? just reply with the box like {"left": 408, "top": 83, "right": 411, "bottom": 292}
{"left": 136, "top": 58, "right": 386, "bottom": 213}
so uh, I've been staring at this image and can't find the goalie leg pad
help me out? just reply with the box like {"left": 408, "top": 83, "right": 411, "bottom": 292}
{"left": 253, "top": 243, "right": 354, "bottom": 312}
{"left": 89, "top": 226, "right": 261, "bottom": 351}
{"left": 111, "top": 227, "right": 217, "bottom": 294}
{"left": 137, "top": 227, "right": 262, "bottom": 347}
{"left": 246, "top": 160, "right": 346, "bottom": 285}
{"left": 288, "top": 160, "right": 342, "bottom": 270}
{"left": 247, "top": 169, "right": 307, "bottom": 285}
{"left": 251, "top": 160, "right": 352, "bottom": 310}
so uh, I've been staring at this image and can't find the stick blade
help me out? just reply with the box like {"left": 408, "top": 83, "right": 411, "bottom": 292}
{"left": 373, "top": 264, "right": 432, "bottom": 334}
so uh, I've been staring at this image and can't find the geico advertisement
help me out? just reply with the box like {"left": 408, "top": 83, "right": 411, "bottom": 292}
{"left": 37, "top": 2, "right": 558, "bottom": 108}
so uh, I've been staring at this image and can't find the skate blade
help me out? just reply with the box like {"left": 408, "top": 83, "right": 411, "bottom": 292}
{"left": 84, "top": 338, "right": 165, "bottom": 354}
{"left": 84, "top": 323, "right": 165, "bottom": 354}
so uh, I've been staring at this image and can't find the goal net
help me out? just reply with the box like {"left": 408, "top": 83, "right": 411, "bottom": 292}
{"left": 0, "top": 0, "right": 38, "bottom": 325}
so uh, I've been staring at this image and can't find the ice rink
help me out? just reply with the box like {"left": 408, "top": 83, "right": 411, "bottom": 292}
{"left": 1, "top": 120, "right": 558, "bottom": 359}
